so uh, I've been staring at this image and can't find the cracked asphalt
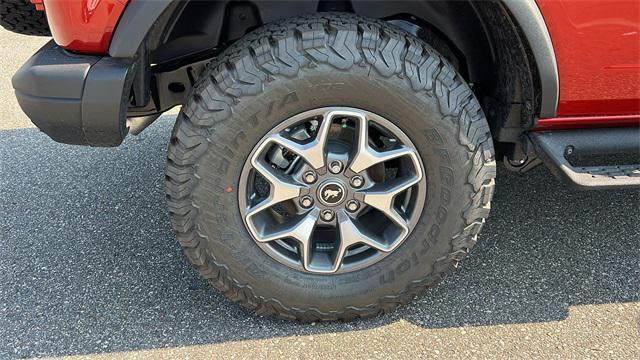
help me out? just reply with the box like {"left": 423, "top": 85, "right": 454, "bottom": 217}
{"left": 1, "top": 29, "right": 639, "bottom": 359}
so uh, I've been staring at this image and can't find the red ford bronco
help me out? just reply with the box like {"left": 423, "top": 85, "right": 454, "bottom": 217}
{"left": 3, "top": 0, "right": 639, "bottom": 321}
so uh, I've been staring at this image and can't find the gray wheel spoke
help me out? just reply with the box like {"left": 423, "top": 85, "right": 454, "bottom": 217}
{"left": 255, "top": 209, "right": 319, "bottom": 270}
{"left": 359, "top": 175, "right": 421, "bottom": 244}
{"left": 349, "top": 115, "right": 421, "bottom": 174}
{"left": 333, "top": 211, "right": 390, "bottom": 272}
{"left": 245, "top": 159, "right": 306, "bottom": 218}
{"left": 261, "top": 109, "right": 335, "bottom": 170}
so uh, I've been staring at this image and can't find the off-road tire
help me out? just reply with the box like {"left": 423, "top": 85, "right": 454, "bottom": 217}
{"left": 165, "top": 13, "right": 496, "bottom": 322}
{"left": 0, "top": 0, "right": 50, "bottom": 36}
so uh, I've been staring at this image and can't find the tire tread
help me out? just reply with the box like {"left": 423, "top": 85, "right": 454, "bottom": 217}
{"left": 0, "top": 0, "right": 50, "bottom": 36}
{"left": 166, "top": 13, "right": 496, "bottom": 322}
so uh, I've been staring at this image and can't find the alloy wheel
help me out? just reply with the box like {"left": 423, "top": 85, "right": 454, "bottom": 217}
{"left": 239, "top": 107, "right": 426, "bottom": 274}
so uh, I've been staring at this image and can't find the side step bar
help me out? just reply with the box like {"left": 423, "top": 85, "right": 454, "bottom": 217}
{"left": 529, "top": 128, "right": 640, "bottom": 190}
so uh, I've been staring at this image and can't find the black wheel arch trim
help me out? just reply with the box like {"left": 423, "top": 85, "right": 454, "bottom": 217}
{"left": 108, "top": 0, "right": 559, "bottom": 118}
{"left": 502, "top": 0, "right": 558, "bottom": 118}
{"left": 108, "top": 0, "right": 176, "bottom": 58}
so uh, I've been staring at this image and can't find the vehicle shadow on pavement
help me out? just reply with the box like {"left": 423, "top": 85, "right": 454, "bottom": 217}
{"left": 1, "top": 116, "right": 639, "bottom": 358}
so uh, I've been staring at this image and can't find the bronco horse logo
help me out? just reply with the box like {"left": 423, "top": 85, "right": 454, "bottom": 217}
{"left": 323, "top": 188, "right": 342, "bottom": 201}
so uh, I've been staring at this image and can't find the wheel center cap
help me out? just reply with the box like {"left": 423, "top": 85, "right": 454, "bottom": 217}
{"left": 317, "top": 180, "right": 346, "bottom": 206}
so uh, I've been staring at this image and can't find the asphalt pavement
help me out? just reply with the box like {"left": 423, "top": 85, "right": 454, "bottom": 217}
{"left": 0, "top": 29, "right": 639, "bottom": 359}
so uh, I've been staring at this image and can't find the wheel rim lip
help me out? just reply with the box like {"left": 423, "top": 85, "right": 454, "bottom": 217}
{"left": 238, "top": 107, "right": 427, "bottom": 275}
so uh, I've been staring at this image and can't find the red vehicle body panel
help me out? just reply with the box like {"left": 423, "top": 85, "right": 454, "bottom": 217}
{"left": 42, "top": 0, "right": 129, "bottom": 54}
{"left": 536, "top": 0, "right": 640, "bottom": 124}
{"left": 534, "top": 114, "right": 640, "bottom": 131}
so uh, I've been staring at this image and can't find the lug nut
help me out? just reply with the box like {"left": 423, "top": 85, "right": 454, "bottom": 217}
{"left": 321, "top": 209, "right": 335, "bottom": 221}
{"left": 299, "top": 195, "right": 314, "bottom": 208}
{"left": 303, "top": 171, "right": 317, "bottom": 184}
{"left": 346, "top": 200, "right": 360, "bottom": 212}
{"left": 565, "top": 146, "right": 574, "bottom": 156}
{"left": 329, "top": 160, "right": 343, "bottom": 174}
{"left": 350, "top": 175, "right": 364, "bottom": 188}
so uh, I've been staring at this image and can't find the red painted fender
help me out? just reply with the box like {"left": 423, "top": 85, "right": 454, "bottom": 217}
{"left": 537, "top": 0, "right": 640, "bottom": 118}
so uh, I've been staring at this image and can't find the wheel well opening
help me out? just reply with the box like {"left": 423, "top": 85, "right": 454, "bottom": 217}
{"left": 317, "top": 0, "right": 354, "bottom": 13}
{"left": 142, "top": 0, "right": 541, "bottom": 162}
{"left": 385, "top": 14, "right": 468, "bottom": 80}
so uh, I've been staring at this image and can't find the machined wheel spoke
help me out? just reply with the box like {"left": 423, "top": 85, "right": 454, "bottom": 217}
{"left": 351, "top": 145, "right": 418, "bottom": 174}
{"left": 359, "top": 175, "right": 421, "bottom": 238}
{"left": 246, "top": 160, "right": 306, "bottom": 218}
{"left": 260, "top": 110, "right": 336, "bottom": 170}
{"left": 332, "top": 211, "right": 390, "bottom": 272}
{"left": 256, "top": 209, "right": 319, "bottom": 269}
{"left": 349, "top": 116, "right": 421, "bottom": 174}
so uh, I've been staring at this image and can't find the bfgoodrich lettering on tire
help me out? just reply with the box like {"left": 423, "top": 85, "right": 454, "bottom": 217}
{"left": 165, "top": 13, "right": 496, "bottom": 322}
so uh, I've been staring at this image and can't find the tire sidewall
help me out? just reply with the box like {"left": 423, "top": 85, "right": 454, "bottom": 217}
{"left": 189, "top": 63, "right": 473, "bottom": 311}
